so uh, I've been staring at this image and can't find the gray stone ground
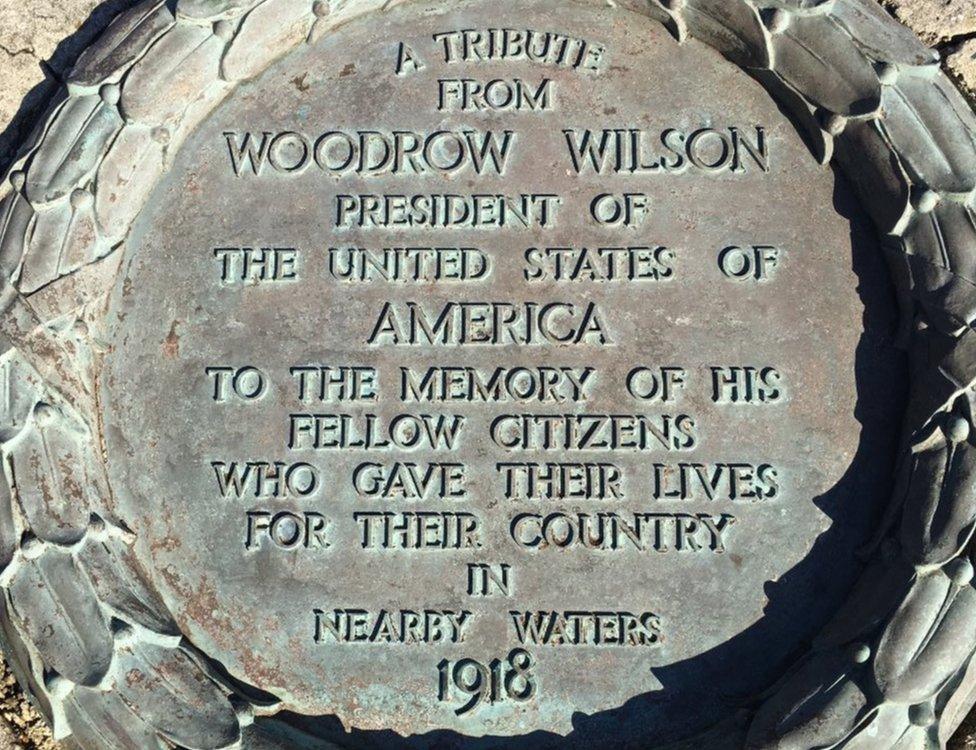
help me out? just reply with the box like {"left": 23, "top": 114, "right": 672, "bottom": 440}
{"left": 0, "top": 0, "right": 975, "bottom": 747}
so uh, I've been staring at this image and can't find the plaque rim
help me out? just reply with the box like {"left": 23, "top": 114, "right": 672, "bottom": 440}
{"left": 0, "top": 0, "right": 974, "bottom": 747}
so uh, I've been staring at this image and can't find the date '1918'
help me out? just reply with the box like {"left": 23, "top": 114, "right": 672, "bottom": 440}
{"left": 437, "top": 649, "right": 536, "bottom": 715}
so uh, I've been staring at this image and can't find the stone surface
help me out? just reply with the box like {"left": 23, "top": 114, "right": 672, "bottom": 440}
{"left": 0, "top": 660, "right": 52, "bottom": 750}
{"left": 884, "top": 0, "right": 976, "bottom": 44}
{"left": 949, "top": 37, "right": 976, "bottom": 94}
{"left": 0, "top": 0, "right": 968, "bottom": 748}
{"left": 0, "top": 0, "right": 134, "bottom": 170}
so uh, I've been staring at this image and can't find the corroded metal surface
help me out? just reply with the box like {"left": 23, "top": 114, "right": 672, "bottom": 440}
{"left": 0, "top": 0, "right": 973, "bottom": 748}
{"left": 99, "top": 4, "right": 903, "bottom": 739}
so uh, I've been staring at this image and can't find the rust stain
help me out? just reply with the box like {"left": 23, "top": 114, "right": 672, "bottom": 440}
{"left": 125, "top": 668, "right": 146, "bottom": 688}
{"left": 162, "top": 321, "right": 180, "bottom": 359}
{"left": 151, "top": 534, "right": 181, "bottom": 553}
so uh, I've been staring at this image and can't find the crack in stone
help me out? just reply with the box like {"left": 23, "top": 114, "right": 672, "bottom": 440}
{"left": 0, "top": 43, "right": 36, "bottom": 59}
{"left": 938, "top": 30, "right": 976, "bottom": 52}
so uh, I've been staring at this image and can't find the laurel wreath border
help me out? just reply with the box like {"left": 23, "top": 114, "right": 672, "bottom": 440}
{"left": 0, "top": 0, "right": 974, "bottom": 747}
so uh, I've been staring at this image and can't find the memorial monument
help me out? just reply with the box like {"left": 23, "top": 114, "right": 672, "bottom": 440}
{"left": 0, "top": 0, "right": 975, "bottom": 747}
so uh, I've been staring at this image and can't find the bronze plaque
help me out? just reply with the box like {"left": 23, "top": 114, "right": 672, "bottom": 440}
{"left": 101, "top": 1, "right": 903, "bottom": 740}
{"left": 2, "top": 0, "right": 976, "bottom": 748}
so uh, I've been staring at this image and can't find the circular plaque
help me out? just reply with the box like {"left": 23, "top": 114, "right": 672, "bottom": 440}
{"left": 0, "top": 0, "right": 975, "bottom": 748}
